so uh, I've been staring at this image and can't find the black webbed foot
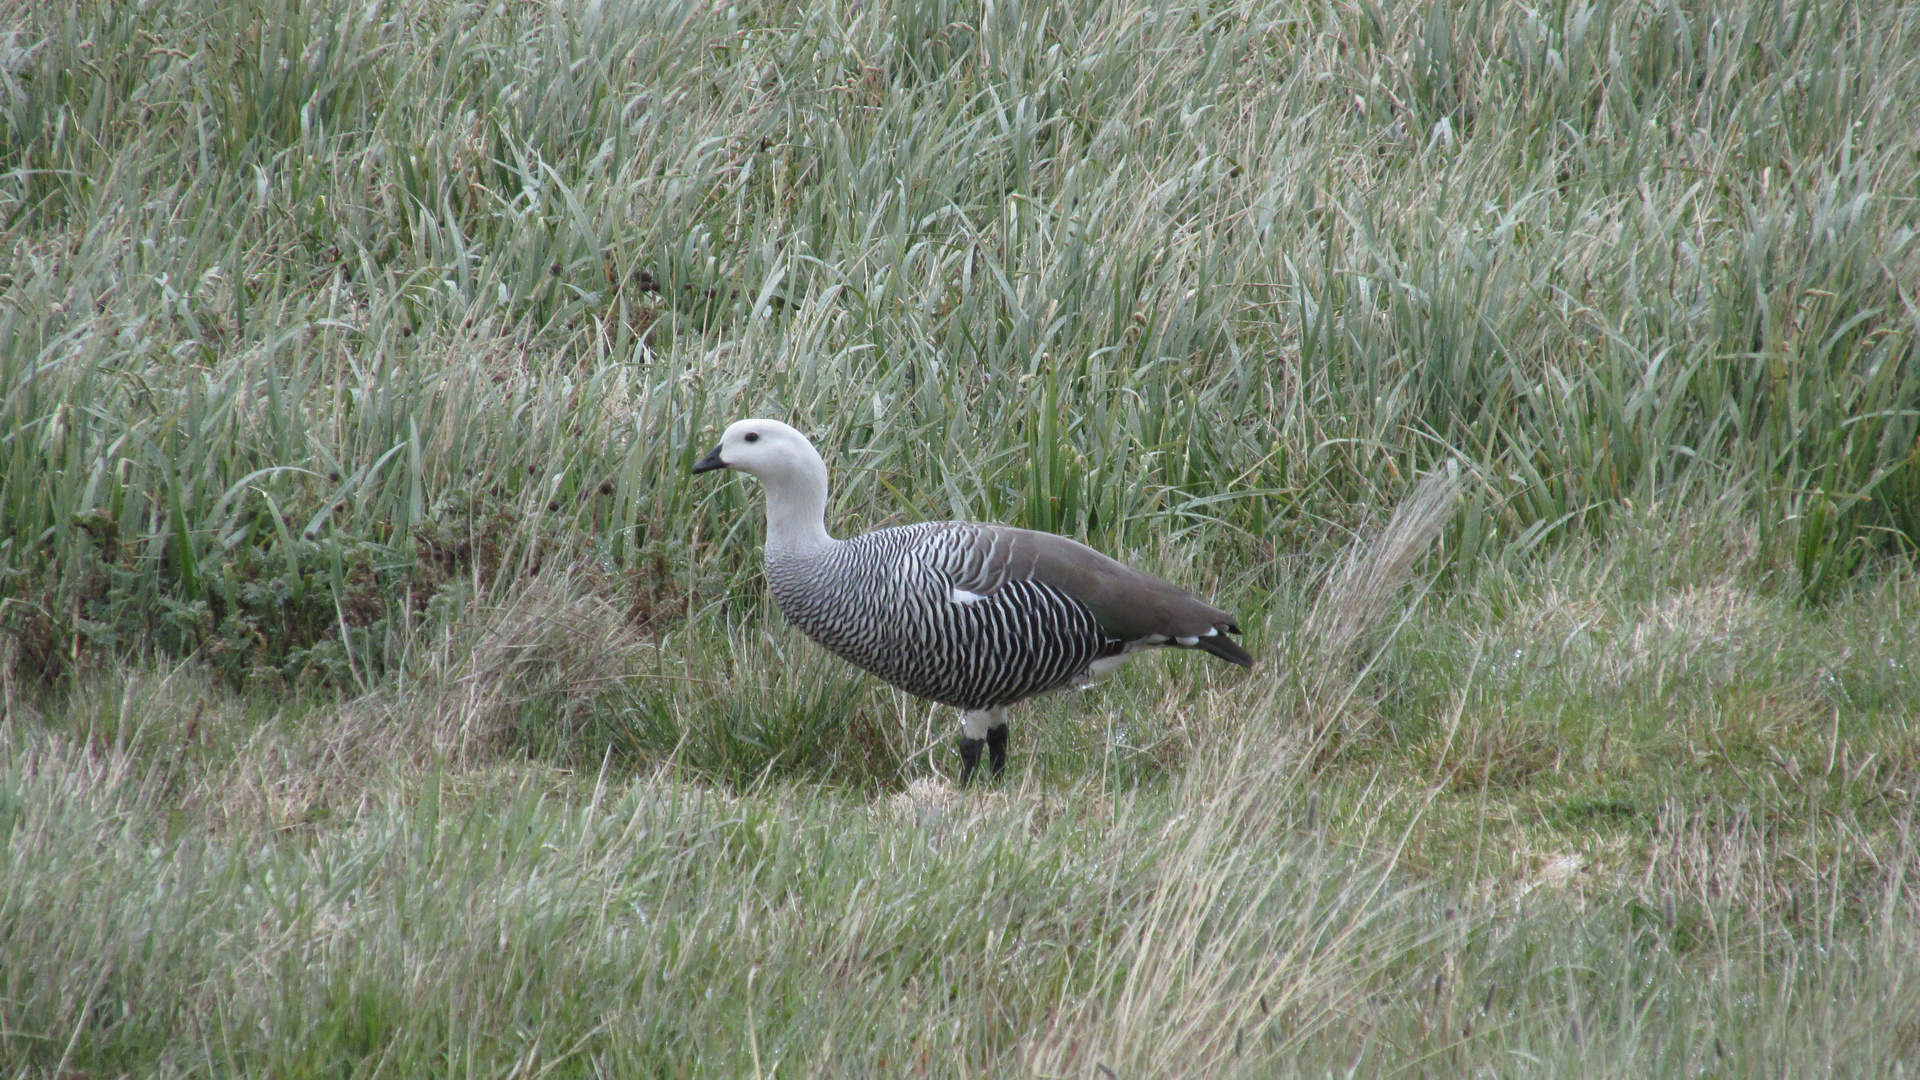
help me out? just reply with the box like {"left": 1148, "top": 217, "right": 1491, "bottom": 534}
{"left": 986, "top": 724, "right": 1008, "bottom": 778}
{"left": 959, "top": 736, "right": 985, "bottom": 785}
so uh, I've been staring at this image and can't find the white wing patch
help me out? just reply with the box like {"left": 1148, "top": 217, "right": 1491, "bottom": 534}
{"left": 950, "top": 587, "right": 989, "bottom": 604}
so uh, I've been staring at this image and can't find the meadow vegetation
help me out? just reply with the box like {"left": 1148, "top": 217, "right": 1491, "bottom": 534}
{"left": 3, "top": 0, "right": 1918, "bottom": 1074}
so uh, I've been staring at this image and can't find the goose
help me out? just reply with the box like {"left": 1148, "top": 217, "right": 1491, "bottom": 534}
{"left": 693, "top": 419, "right": 1253, "bottom": 783}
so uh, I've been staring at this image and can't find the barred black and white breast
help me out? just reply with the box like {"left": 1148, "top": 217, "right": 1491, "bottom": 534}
{"left": 766, "top": 523, "right": 1121, "bottom": 710}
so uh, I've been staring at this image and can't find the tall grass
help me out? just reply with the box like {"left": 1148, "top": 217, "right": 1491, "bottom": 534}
{"left": 2, "top": 0, "right": 1918, "bottom": 1074}
{"left": 4, "top": 0, "right": 1916, "bottom": 689}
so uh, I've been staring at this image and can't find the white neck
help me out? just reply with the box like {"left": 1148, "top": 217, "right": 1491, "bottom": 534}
{"left": 756, "top": 455, "right": 835, "bottom": 557}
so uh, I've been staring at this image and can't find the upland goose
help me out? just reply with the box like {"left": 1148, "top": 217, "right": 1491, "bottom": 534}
{"left": 694, "top": 419, "right": 1253, "bottom": 783}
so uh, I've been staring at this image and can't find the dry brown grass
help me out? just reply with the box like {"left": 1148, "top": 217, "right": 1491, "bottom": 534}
{"left": 187, "top": 562, "right": 653, "bottom": 832}
{"left": 1276, "top": 464, "right": 1466, "bottom": 748}
{"left": 1303, "top": 464, "right": 1467, "bottom": 674}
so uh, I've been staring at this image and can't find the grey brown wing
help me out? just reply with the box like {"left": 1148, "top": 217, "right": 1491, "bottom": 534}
{"left": 931, "top": 524, "right": 1253, "bottom": 667}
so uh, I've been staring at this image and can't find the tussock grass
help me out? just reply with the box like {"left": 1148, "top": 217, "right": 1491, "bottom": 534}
{"left": 2, "top": 0, "right": 1919, "bottom": 1074}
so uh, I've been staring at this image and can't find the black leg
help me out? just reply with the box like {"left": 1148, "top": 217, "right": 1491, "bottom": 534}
{"left": 986, "top": 724, "right": 1008, "bottom": 778}
{"left": 959, "top": 736, "right": 985, "bottom": 786}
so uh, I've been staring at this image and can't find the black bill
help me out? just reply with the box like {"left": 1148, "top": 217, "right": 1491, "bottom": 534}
{"left": 691, "top": 444, "right": 728, "bottom": 473}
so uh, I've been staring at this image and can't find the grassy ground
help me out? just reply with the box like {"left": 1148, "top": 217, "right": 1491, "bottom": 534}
{"left": 3, "top": 0, "right": 1919, "bottom": 1075}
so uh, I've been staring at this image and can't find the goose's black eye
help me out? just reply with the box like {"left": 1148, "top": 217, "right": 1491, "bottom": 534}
{"left": 743, "top": 432, "right": 760, "bottom": 443}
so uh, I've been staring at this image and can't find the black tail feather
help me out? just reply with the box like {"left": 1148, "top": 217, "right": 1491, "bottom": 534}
{"left": 1197, "top": 628, "right": 1254, "bottom": 668}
